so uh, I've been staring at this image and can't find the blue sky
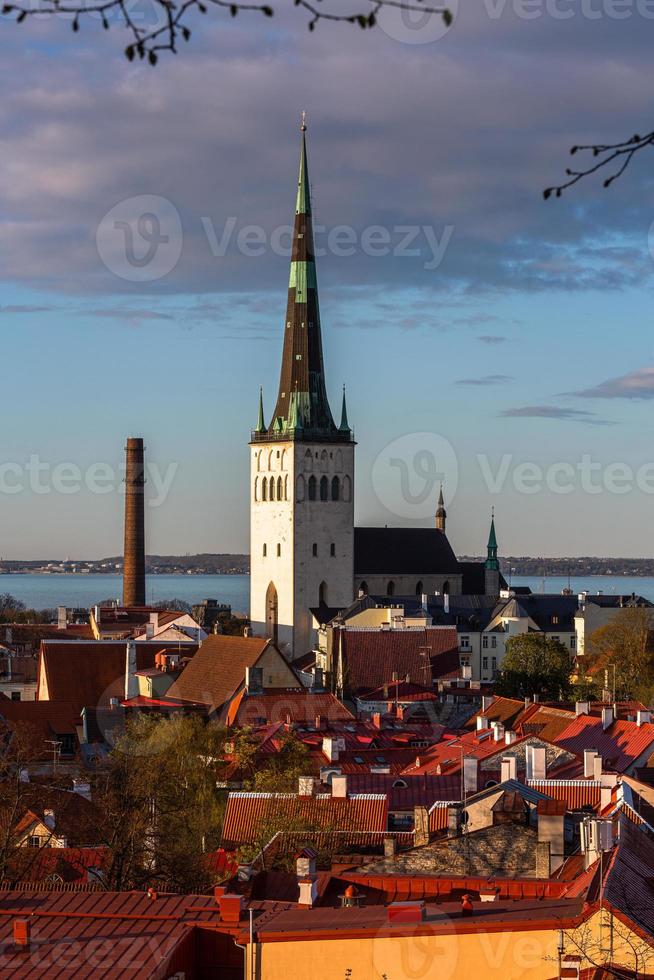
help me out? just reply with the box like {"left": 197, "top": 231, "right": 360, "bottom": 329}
{"left": 2, "top": 2, "right": 654, "bottom": 558}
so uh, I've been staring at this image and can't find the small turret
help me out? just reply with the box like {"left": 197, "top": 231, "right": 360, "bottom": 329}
{"left": 435, "top": 484, "right": 446, "bottom": 532}
{"left": 485, "top": 509, "right": 500, "bottom": 596}
{"left": 339, "top": 385, "right": 350, "bottom": 434}
{"left": 255, "top": 387, "right": 266, "bottom": 434}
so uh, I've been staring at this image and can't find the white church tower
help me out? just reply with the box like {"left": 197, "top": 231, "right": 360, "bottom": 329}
{"left": 249, "top": 119, "right": 355, "bottom": 660}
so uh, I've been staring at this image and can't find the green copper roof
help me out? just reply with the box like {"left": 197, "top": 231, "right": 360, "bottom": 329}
{"left": 295, "top": 126, "right": 310, "bottom": 216}
{"left": 339, "top": 386, "right": 350, "bottom": 432}
{"left": 487, "top": 515, "right": 497, "bottom": 549}
{"left": 485, "top": 514, "right": 499, "bottom": 570}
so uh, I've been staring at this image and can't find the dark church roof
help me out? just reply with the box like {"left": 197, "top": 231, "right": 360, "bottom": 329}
{"left": 459, "top": 560, "right": 508, "bottom": 594}
{"left": 354, "top": 527, "right": 460, "bottom": 575}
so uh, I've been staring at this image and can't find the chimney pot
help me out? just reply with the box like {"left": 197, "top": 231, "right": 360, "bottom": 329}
{"left": 12, "top": 919, "right": 30, "bottom": 950}
{"left": 219, "top": 894, "right": 243, "bottom": 923}
{"left": 331, "top": 774, "right": 348, "bottom": 798}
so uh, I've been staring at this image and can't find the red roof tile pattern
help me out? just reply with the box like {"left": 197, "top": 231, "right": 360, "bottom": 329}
{"left": 221, "top": 792, "right": 389, "bottom": 850}
{"left": 528, "top": 779, "right": 602, "bottom": 810}
{"left": 233, "top": 691, "right": 353, "bottom": 727}
{"left": 337, "top": 626, "right": 459, "bottom": 696}
{"left": 0, "top": 700, "right": 79, "bottom": 750}
{"left": 465, "top": 696, "right": 528, "bottom": 731}
{"left": 553, "top": 715, "right": 654, "bottom": 773}
{"left": 343, "top": 773, "right": 463, "bottom": 808}
{"left": 38, "top": 641, "right": 135, "bottom": 713}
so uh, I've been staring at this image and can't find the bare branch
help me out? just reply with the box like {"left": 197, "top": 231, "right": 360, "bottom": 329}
{"left": 544, "top": 130, "right": 654, "bottom": 199}
{"left": 1, "top": 0, "right": 450, "bottom": 62}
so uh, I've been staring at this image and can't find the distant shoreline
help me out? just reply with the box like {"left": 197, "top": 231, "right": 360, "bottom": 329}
{"left": 2, "top": 555, "right": 654, "bottom": 577}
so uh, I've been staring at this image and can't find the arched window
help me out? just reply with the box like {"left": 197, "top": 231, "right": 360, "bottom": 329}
{"left": 281, "top": 449, "right": 288, "bottom": 471}
{"left": 296, "top": 474, "right": 305, "bottom": 502}
{"left": 284, "top": 475, "right": 289, "bottom": 500}
{"left": 312, "top": 543, "right": 318, "bottom": 557}
{"left": 320, "top": 450, "right": 329, "bottom": 472}
{"left": 331, "top": 476, "right": 339, "bottom": 501}
{"left": 261, "top": 477, "right": 268, "bottom": 502}
{"left": 254, "top": 476, "right": 259, "bottom": 502}
{"left": 319, "top": 581, "right": 328, "bottom": 605}
{"left": 267, "top": 450, "right": 274, "bottom": 471}
{"left": 276, "top": 543, "right": 281, "bottom": 557}
{"left": 256, "top": 451, "right": 262, "bottom": 472}
{"left": 443, "top": 580, "right": 450, "bottom": 595}
{"left": 262, "top": 543, "right": 267, "bottom": 557}
{"left": 415, "top": 580, "right": 424, "bottom": 596}
{"left": 308, "top": 475, "right": 317, "bottom": 501}
{"left": 387, "top": 581, "right": 395, "bottom": 597}
{"left": 269, "top": 478, "right": 275, "bottom": 502}
{"left": 320, "top": 476, "right": 328, "bottom": 501}
{"left": 304, "top": 449, "right": 313, "bottom": 472}
{"left": 342, "top": 475, "right": 351, "bottom": 502}
{"left": 359, "top": 581, "right": 368, "bottom": 596}
{"left": 266, "top": 582, "right": 278, "bottom": 645}
{"left": 330, "top": 543, "right": 335, "bottom": 557}
{"left": 277, "top": 476, "right": 283, "bottom": 501}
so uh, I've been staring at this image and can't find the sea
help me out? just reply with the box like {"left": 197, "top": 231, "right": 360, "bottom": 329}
{"left": 1, "top": 573, "right": 654, "bottom": 615}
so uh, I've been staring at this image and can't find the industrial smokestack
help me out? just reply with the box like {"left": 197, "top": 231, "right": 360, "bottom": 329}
{"left": 123, "top": 437, "right": 146, "bottom": 606}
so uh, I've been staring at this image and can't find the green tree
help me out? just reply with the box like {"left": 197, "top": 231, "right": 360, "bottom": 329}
{"left": 585, "top": 606, "right": 654, "bottom": 704}
{"left": 497, "top": 634, "right": 572, "bottom": 699}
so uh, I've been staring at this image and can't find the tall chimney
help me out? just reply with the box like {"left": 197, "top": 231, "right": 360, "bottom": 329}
{"left": 123, "top": 437, "right": 146, "bottom": 607}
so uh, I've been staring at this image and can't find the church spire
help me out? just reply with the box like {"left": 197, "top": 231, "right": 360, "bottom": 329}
{"left": 339, "top": 385, "right": 350, "bottom": 433}
{"left": 255, "top": 387, "right": 266, "bottom": 433}
{"left": 262, "top": 115, "right": 345, "bottom": 442}
{"left": 485, "top": 509, "right": 499, "bottom": 570}
{"left": 435, "top": 483, "right": 446, "bottom": 532}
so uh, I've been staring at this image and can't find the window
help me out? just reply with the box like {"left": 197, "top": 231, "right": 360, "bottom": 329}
{"left": 308, "top": 475, "right": 317, "bottom": 501}
{"left": 482, "top": 657, "right": 488, "bottom": 670}
{"left": 269, "top": 478, "right": 275, "bottom": 502}
{"left": 482, "top": 635, "right": 488, "bottom": 649}
{"left": 387, "top": 581, "right": 395, "bottom": 597}
{"left": 491, "top": 657, "right": 497, "bottom": 670}
{"left": 320, "top": 476, "right": 329, "bottom": 501}
{"left": 28, "top": 836, "right": 40, "bottom": 848}
{"left": 551, "top": 615, "right": 559, "bottom": 625}
{"left": 491, "top": 636, "right": 497, "bottom": 649}
{"left": 262, "top": 477, "right": 268, "bottom": 502}
{"left": 276, "top": 544, "right": 281, "bottom": 557}
{"left": 262, "top": 544, "right": 267, "bottom": 557}
{"left": 312, "top": 543, "right": 318, "bottom": 557}
{"left": 319, "top": 581, "right": 328, "bottom": 605}
{"left": 331, "top": 476, "right": 339, "bottom": 501}
{"left": 277, "top": 476, "right": 283, "bottom": 501}
{"left": 11, "top": 691, "right": 21, "bottom": 702}
{"left": 460, "top": 636, "right": 470, "bottom": 650}
{"left": 552, "top": 636, "right": 560, "bottom": 643}
{"left": 330, "top": 543, "right": 336, "bottom": 557}
{"left": 570, "top": 636, "right": 576, "bottom": 649}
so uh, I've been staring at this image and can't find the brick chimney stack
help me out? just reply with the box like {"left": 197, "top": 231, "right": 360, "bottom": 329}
{"left": 123, "top": 437, "right": 146, "bottom": 607}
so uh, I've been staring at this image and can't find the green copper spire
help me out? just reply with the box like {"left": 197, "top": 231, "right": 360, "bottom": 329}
{"left": 295, "top": 110, "right": 310, "bottom": 216}
{"left": 339, "top": 385, "right": 350, "bottom": 433}
{"left": 255, "top": 387, "right": 266, "bottom": 433}
{"left": 485, "top": 510, "right": 499, "bottom": 570}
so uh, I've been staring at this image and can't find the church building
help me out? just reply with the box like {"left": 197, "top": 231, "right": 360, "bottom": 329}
{"left": 250, "top": 121, "right": 500, "bottom": 660}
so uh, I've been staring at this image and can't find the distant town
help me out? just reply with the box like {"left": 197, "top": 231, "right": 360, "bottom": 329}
{"left": 1, "top": 554, "right": 654, "bottom": 576}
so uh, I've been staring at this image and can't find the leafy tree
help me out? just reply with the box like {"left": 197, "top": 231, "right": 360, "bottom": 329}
{"left": 0, "top": 594, "right": 26, "bottom": 622}
{"left": 154, "top": 598, "right": 193, "bottom": 614}
{"left": 496, "top": 634, "right": 572, "bottom": 700}
{"left": 585, "top": 606, "right": 654, "bottom": 704}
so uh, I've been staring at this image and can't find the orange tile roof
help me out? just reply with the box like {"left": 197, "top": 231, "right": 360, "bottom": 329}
{"left": 553, "top": 715, "right": 654, "bottom": 773}
{"left": 338, "top": 626, "right": 459, "bottom": 695}
{"left": 233, "top": 691, "right": 354, "bottom": 727}
{"left": 221, "top": 792, "right": 389, "bottom": 850}
{"left": 38, "top": 641, "right": 145, "bottom": 714}
{"left": 168, "top": 635, "right": 287, "bottom": 711}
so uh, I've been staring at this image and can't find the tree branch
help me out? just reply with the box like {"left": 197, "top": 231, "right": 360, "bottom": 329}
{"left": 544, "top": 130, "right": 654, "bottom": 199}
{"left": 1, "top": 0, "right": 451, "bottom": 63}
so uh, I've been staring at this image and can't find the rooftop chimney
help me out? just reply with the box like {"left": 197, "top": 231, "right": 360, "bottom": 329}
{"left": 501, "top": 755, "right": 517, "bottom": 782}
{"left": 298, "top": 776, "right": 316, "bottom": 797}
{"left": 584, "top": 749, "right": 598, "bottom": 779}
{"left": 601, "top": 706, "right": 613, "bottom": 730}
{"left": 322, "top": 736, "right": 339, "bottom": 763}
{"left": 331, "top": 774, "right": 348, "bottom": 798}
{"left": 526, "top": 745, "right": 546, "bottom": 781}
{"left": 218, "top": 894, "right": 243, "bottom": 923}
{"left": 637, "top": 710, "right": 651, "bottom": 727}
{"left": 12, "top": 919, "right": 30, "bottom": 951}
{"left": 123, "top": 437, "right": 146, "bottom": 607}
{"left": 463, "top": 756, "right": 478, "bottom": 795}
{"left": 298, "top": 877, "right": 318, "bottom": 907}
{"left": 43, "top": 808, "right": 55, "bottom": 830}
{"left": 575, "top": 701, "right": 589, "bottom": 716}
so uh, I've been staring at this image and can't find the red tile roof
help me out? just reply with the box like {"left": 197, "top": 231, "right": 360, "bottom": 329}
{"left": 233, "top": 691, "right": 353, "bottom": 727}
{"left": 552, "top": 715, "right": 654, "bottom": 773}
{"left": 38, "top": 641, "right": 130, "bottom": 713}
{"left": 0, "top": 700, "right": 79, "bottom": 749}
{"left": 343, "top": 773, "right": 463, "bottom": 808}
{"left": 221, "top": 792, "right": 389, "bottom": 851}
{"left": 337, "top": 626, "right": 459, "bottom": 696}
{"left": 528, "top": 779, "right": 602, "bottom": 810}
{"left": 465, "top": 696, "right": 529, "bottom": 731}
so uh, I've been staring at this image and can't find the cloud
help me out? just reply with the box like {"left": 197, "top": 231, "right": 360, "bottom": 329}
{"left": 456, "top": 374, "right": 513, "bottom": 386}
{"left": 0, "top": 304, "right": 55, "bottom": 313}
{"left": 499, "top": 405, "right": 613, "bottom": 425}
{"left": 574, "top": 367, "right": 654, "bottom": 400}
{"left": 477, "top": 335, "right": 506, "bottom": 345}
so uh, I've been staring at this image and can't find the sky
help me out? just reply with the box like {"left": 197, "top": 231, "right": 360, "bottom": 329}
{"left": 2, "top": 0, "right": 654, "bottom": 559}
